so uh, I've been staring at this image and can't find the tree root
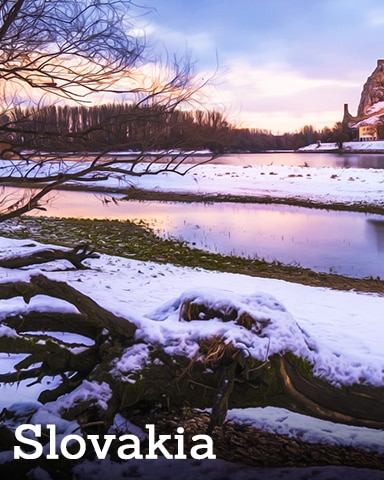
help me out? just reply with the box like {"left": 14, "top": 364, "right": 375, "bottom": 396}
{"left": 1, "top": 274, "right": 384, "bottom": 434}
{"left": 0, "top": 243, "right": 99, "bottom": 269}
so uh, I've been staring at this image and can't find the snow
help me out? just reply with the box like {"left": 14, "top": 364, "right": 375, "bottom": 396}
{"left": 56, "top": 254, "right": 384, "bottom": 390}
{"left": 112, "top": 343, "right": 151, "bottom": 382}
{"left": 1, "top": 236, "right": 384, "bottom": 460}
{"left": 366, "top": 102, "right": 384, "bottom": 115}
{"left": 81, "top": 162, "right": 384, "bottom": 206}
{"left": 227, "top": 407, "right": 384, "bottom": 454}
{"left": 143, "top": 287, "right": 314, "bottom": 367}
{"left": 1, "top": 156, "right": 384, "bottom": 477}
{"left": 2, "top": 155, "right": 384, "bottom": 208}
{"left": 41, "top": 380, "right": 113, "bottom": 415}
{"left": 70, "top": 458, "right": 384, "bottom": 480}
{"left": 2, "top": 237, "right": 383, "bottom": 391}
{"left": 352, "top": 115, "right": 384, "bottom": 127}
{"left": 299, "top": 140, "right": 384, "bottom": 152}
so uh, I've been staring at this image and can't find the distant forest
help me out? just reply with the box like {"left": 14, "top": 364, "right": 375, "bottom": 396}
{"left": 4, "top": 103, "right": 352, "bottom": 153}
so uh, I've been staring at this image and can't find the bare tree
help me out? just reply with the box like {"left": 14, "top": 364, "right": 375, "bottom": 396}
{"left": 0, "top": 0, "right": 146, "bottom": 101}
{"left": 4, "top": 4, "right": 382, "bottom": 475}
{"left": 1, "top": 274, "right": 383, "bottom": 430}
{"left": 0, "top": 0, "right": 220, "bottom": 221}
{"left": 331, "top": 121, "right": 351, "bottom": 150}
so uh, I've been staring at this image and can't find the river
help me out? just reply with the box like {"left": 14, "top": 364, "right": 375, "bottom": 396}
{"left": 4, "top": 151, "right": 384, "bottom": 279}
{"left": 22, "top": 188, "right": 384, "bottom": 280}
{"left": 109, "top": 151, "right": 384, "bottom": 169}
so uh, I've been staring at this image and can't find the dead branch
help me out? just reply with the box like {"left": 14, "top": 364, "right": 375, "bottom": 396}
{"left": 0, "top": 243, "right": 99, "bottom": 269}
{"left": 0, "top": 274, "right": 136, "bottom": 337}
{"left": 1, "top": 276, "right": 384, "bottom": 434}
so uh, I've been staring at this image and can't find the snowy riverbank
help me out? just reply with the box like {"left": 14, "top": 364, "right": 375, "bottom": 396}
{"left": 1, "top": 236, "right": 384, "bottom": 478}
{"left": 128, "top": 163, "right": 384, "bottom": 207}
{"left": 1, "top": 155, "right": 384, "bottom": 478}
{"left": 2, "top": 157, "right": 384, "bottom": 208}
{"left": 298, "top": 140, "right": 384, "bottom": 154}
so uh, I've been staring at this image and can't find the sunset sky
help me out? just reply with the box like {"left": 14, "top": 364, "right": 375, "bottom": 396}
{"left": 145, "top": 0, "right": 384, "bottom": 133}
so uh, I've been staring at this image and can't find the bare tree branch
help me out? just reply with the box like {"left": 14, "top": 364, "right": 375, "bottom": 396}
{"left": 1, "top": 276, "right": 384, "bottom": 431}
{"left": 0, "top": 242, "right": 99, "bottom": 268}
{"left": 0, "top": 0, "right": 226, "bottom": 220}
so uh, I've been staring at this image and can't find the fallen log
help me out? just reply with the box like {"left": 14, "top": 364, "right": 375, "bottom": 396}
{"left": 0, "top": 243, "right": 99, "bottom": 269}
{"left": 1, "top": 275, "right": 384, "bottom": 433}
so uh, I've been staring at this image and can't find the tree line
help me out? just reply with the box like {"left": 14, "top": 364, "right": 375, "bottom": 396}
{"left": 2, "top": 104, "right": 229, "bottom": 153}
{"left": 224, "top": 122, "right": 354, "bottom": 152}
{"left": 2, "top": 103, "right": 351, "bottom": 154}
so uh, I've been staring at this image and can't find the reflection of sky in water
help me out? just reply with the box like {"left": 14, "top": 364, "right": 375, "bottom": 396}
{"left": 20, "top": 188, "right": 384, "bottom": 280}
{"left": 102, "top": 152, "right": 384, "bottom": 169}
{"left": 366, "top": 219, "right": 384, "bottom": 252}
{"left": 39, "top": 152, "right": 384, "bottom": 169}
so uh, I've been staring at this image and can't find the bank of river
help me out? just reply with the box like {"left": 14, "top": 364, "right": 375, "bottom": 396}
{"left": 2, "top": 150, "right": 384, "bottom": 284}
{"left": 103, "top": 150, "right": 384, "bottom": 169}
{"left": 8, "top": 188, "right": 383, "bottom": 280}
{"left": 2, "top": 215, "right": 384, "bottom": 295}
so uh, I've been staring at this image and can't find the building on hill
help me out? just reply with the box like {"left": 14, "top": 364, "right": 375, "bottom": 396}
{"left": 343, "top": 59, "right": 384, "bottom": 141}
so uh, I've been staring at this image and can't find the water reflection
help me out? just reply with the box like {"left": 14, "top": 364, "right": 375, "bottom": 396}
{"left": 23, "top": 189, "right": 384, "bottom": 279}
{"left": 366, "top": 218, "right": 384, "bottom": 251}
{"left": 19, "top": 151, "right": 384, "bottom": 169}
{"left": 117, "top": 152, "right": 384, "bottom": 169}
{"left": 213, "top": 152, "right": 384, "bottom": 169}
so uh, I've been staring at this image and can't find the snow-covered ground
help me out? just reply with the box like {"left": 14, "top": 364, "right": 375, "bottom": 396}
{"left": 128, "top": 163, "right": 384, "bottom": 207}
{"left": 1, "top": 154, "right": 384, "bottom": 478}
{"left": 298, "top": 140, "right": 384, "bottom": 152}
{"left": 1, "top": 236, "right": 384, "bottom": 478}
{"left": 1, "top": 155, "right": 384, "bottom": 207}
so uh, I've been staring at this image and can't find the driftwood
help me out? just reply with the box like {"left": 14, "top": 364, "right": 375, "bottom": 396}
{"left": 0, "top": 274, "right": 136, "bottom": 403}
{"left": 0, "top": 273, "right": 384, "bottom": 434}
{"left": 0, "top": 243, "right": 99, "bottom": 269}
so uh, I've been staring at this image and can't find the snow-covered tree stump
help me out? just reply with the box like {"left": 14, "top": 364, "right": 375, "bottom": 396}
{"left": 1, "top": 276, "right": 384, "bottom": 433}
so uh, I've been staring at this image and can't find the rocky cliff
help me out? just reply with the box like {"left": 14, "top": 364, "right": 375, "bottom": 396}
{"left": 343, "top": 60, "right": 384, "bottom": 129}
{"left": 357, "top": 60, "right": 384, "bottom": 117}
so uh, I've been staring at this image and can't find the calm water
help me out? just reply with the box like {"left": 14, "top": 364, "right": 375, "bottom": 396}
{"left": 110, "top": 151, "right": 384, "bottom": 169}
{"left": 221, "top": 152, "right": 384, "bottom": 169}
{"left": 23, "top": 189, "right": 384, "bottom": 279}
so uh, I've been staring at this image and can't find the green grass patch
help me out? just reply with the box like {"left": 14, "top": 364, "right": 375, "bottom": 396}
{"left": 1, "top": 215, "right": 384, "bottom": 295}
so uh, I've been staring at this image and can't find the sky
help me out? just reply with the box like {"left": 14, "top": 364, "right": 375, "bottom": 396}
{"left": 137, "top": 0, "right": 384, "bottom": 133}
